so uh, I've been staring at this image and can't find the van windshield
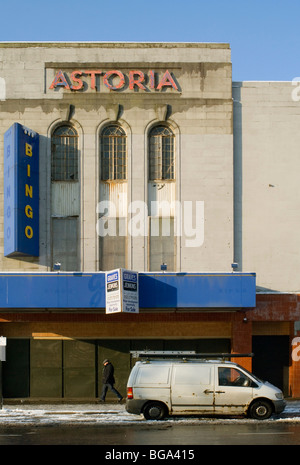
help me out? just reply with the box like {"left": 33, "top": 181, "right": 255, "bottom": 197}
{"left": 240, "top": 367, "right": 263, "bottom": 384}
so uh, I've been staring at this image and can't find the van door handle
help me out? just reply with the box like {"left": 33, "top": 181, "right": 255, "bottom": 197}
{"left": 215, "top": 390, "right": 225, "bottom": 394}
{"left": 204, "top": 389, "right": 214, "bottom": 394}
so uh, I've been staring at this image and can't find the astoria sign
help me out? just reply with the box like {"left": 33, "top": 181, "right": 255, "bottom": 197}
{"left": 49, "top": 69, "right": 179, "bottom": 92}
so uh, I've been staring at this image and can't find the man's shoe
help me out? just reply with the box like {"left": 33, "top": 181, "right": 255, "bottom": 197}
{"left": 118, "top": 397, "right": 123, "bottom": 403}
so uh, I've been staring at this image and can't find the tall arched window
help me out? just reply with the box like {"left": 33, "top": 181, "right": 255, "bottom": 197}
{"left": 101, "top": 125, "right": 126, "bottom": 181}
{"left": 99, "top": 124, "right": 127, "bottom": 271}
{"left": 148, "top": 125, "right": 176, "bottom": 272}
{"left": 149, "top": 125, "right": 174, "bottom": 181}
{"left": 51, "top": 124, "right": 80, "bottom": 271}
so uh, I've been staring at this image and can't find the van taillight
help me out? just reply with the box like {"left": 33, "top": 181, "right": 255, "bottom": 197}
{"left": 127, "top": 387, "right": 133, "bottom": 399}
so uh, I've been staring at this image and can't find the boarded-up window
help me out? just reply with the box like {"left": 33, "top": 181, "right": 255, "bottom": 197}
{"left": 52, "top": 217, "right": 79, "bottom": 271}
{"left": 99, "top": 218, "right": 126, "bottom": 271}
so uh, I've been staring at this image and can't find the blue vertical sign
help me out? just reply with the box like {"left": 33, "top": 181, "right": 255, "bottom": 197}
{"left": 4, "top": 123, "right": 39, "bottom": 257}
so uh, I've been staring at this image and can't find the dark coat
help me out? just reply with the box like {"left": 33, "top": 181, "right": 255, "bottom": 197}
{"left": 102, "top": 362, "right": 115, "bottom": 384}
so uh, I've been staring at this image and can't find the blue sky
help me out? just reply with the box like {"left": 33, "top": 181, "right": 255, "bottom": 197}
{"left": 1, "top": 0, "right": 299, "bottom": 81}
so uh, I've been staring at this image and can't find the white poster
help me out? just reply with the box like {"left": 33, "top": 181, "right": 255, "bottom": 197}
{"left": 105, "top": 269, "right": 139, "bottom": 314}
{"left": 0, "top": 337, "right": 6, "bottom": 362}
{"left": 121, "top": 269, "right": 139, "bottom": 313}
{"left": 105, "top": 269, "right": 122, "bottom": 314}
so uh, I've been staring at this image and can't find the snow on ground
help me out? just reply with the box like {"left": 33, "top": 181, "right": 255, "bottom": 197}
{"left": 0, "top": 401, "right": 299, "bottom": 426}
{"left": 0, "top": 403, "right": 142, "bottom": 426}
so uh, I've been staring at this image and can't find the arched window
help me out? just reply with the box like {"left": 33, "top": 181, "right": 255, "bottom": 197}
{"left": 100, "top": 125, "right": 126, "bottom": 181}
{"left": 149, "top": 125, "right": 175, "bottom": 181}
{"left": 51, "top": 125, "right": 78, "bottom": 181}
{"left": 51, "top": 124, "right": 80, "bottom": 271}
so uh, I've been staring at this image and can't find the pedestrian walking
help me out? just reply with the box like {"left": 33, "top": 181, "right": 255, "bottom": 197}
{"left": 100, "top": 359, "right": 123, "bottom": 402}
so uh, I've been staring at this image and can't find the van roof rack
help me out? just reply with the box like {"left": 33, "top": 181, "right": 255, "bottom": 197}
{"left": 130, "top": 351, "right": 254, "bottom": 360}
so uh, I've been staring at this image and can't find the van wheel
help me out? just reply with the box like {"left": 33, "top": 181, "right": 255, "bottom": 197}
{"left": 249, "top": 400, "right": 273, "bottom": 420}
{"left": 143, "top": 402, "right": 167, "bottom": 420}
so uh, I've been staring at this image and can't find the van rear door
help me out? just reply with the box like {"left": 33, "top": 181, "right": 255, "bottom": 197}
{"left": 171, "top": 363, "right": 214, "bottom": 414}
{"left": 133, "top": 363, "right": 171, "bottom": 406}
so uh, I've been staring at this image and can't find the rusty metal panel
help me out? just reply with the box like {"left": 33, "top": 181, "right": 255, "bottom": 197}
{"left": 51, "top": 181, "right": 80, "bottom": 216}
{"left": 99, "top": 181, "right": 127, "bottom": 217}
{"left": 148, "top": 182, "right": 176, "bottom": 216}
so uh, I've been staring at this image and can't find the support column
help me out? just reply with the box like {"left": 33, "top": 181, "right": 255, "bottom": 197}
{"left": 290, "top": 329, "right": 300, "bottom": 397}
{"left": 231, "top": 313, "right": 252, "bottom": 372}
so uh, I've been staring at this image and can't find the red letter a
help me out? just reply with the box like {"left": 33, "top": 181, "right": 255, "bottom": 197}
{"left": 156, "top": 70, "right": 178, "bottom": 91}
{"left": 49, "top": 70, "right": 70, "bottom": 90}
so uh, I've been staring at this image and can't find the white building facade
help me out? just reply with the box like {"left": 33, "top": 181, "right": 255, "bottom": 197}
{"left": 0, "top": 43, "right": 298, "bottom": 400}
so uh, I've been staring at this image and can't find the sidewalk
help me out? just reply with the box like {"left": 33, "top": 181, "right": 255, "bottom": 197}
{"left": 0, "top": 401, "right": 139, "bottom": 426}
{"left": 0, "top": 399, "right": 299, "bottom": 426}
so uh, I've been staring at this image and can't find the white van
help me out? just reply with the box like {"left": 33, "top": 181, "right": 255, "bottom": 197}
{"left": 126, "top": 354, "right": 286, "bottom": 420}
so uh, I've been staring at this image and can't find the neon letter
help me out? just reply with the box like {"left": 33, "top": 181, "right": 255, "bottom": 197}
{"left": 157, "top": 70, "right": 178, "bottom": 91}
{"left": 103, "top": 71, "right": 125, "bottom": 90}
{"left": 149, "top": 70, "right": 155, "bottom": 89}
{"left": 129, "top": 71, "right": 146, "bottom": 90}
{"left": 84, "top": 70, "right": 102, "bottom": 90}
{"left": 49, "top": 70, "right": 70, "bottom": 90}
{"left": 70, "top": 70, "right": 84, "bottom": 91}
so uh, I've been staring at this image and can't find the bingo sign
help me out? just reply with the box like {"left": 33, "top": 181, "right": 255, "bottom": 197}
{"left": 4, "top": 123, "right": 39, "bottom": 257}
{"left": 105, "top": 269, "right": 139, "bottom": 314}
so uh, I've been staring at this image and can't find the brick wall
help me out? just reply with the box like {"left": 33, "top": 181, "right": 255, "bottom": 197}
{"left": 1, "top": 292, "right": 300, "bottom": 396}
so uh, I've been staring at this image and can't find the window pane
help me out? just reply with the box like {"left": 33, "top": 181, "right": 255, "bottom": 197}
{"left": 149, "top": 125, "right": 174, "bottom": 181}
{"left": 218, "top": 367, "right": 252, "bottom": 387}
{"left": 100, "top": 125, "right": 126, "bottom": 181}
{"left": 51, "top": 126, "right": 79, "bottom": 181}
